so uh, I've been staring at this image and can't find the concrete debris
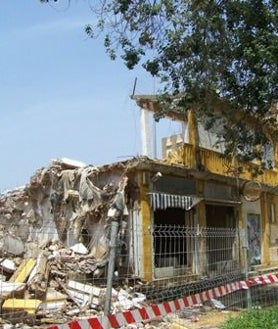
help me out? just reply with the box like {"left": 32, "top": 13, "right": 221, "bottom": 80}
{"left": 3, "top": 235, "right": 25, "bottom": 256}
{"left": 0, "top": 158, "right": 121, "bottom": 270}
{"left": 27, "top": 253, "right": 49, "bottom": 298}
{"left": 0, "top": 281, "right": 25, "bottom": 297}
{"left": 210, "top": 298, "right": 226, "bottom": 310}
{"left": 0, "top": 159, "right": 140, "bottom": 326}
{"left": 0, "top": 258, "right": 16, "bottom": 272}
{"left": 70, "top": 242, "right": 88, "bottom": 255}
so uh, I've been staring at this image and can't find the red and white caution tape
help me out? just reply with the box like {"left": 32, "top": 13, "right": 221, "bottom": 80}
{"left": 47, "top": 272, "right": 278, "bottom": 329}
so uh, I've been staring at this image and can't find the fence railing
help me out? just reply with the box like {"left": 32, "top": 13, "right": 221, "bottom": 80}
{"left": 1, "top": 223, "right": 278, "bottom": 328}
{"left": 152, "top": 225, "right": 241, "bottom": 281}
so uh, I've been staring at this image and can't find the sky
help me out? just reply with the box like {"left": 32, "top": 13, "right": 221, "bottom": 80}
{"left": 0, "top": 0, "right": 181, "bottom": 192}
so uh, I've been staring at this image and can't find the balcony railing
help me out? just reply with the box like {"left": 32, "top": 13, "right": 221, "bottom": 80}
{"left": 165, "top": 143, "right": 278, "bottom": 186}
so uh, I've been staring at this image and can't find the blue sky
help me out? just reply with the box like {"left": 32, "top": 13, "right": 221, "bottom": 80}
{"left": 0, "top": 1, "right": 181, "bottom": 191}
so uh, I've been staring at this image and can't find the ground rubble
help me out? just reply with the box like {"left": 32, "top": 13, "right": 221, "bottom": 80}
{"left": 0, "top": 249, "right": 230, "bottom": 329}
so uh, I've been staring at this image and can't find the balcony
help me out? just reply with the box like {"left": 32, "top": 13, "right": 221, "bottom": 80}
{"left": 164, "top": 143, "right": 278, "bottom": 187}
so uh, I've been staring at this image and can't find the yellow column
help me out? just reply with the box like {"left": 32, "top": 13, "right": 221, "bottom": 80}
{"left": 140, "top": 172, "right": 153, "bottom": 281}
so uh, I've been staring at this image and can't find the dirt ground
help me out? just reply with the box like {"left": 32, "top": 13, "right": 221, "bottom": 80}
{"left": 168, "top": 310, "right": 241, "bottom": 329}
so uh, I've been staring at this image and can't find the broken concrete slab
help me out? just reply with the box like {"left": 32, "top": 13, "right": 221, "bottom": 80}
{"left": 27, "top": 253, "right": 50, "bottom": 298}
{"left": 3, "top": 235, "right": 25, "bottom": 256}
{"left": 70, "top": 242, "right": 88, "bottom": 255}
{"left": 0, "top": 258, "right": 16, "bottom": 273}
{"left": 0, "top": 281, "right": 26, "bottom": 298}
{"left": 38, "top": 288, "right": 67, "bottom": 311}
{"left": 67, "top": 280, "right": 102, "bottom": 297}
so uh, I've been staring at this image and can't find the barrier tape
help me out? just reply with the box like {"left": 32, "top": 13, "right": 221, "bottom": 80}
{"left": 47, "top": 272, "right": 278, "bottom": 329}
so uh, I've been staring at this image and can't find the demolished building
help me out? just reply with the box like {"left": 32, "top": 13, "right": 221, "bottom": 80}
{"left": 0, "top": 152, "right": 240, "bottom": 325}
{"left": 2, "top": 94, "right": 278, "bottom": 326}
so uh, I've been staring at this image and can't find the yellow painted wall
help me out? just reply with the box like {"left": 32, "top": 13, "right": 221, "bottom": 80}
{"left": 260, "top": 192, "right": 270, "bottom": 265}
{"left": 166, "top": 144, "right": 278, "bottom": 187}
{"left": 138, "top": 158, "right": 278, "bottom": 278}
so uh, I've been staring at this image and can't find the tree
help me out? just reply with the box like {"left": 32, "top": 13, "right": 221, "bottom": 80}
{"left": 41, "top": 0, "right": 278, "bottom": 168}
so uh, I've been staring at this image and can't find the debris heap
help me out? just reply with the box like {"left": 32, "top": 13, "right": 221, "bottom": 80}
{"left": 0, "top": 158, "right": 136, "bottom": 325}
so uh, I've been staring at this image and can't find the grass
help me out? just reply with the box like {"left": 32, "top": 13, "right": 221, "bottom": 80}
{"left": 221, "top": 307, "right": 278, "bottom": 329}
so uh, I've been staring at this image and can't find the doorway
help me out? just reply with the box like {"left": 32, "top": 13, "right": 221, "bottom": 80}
{"left": 153, "top": 208, "right": 194, "bottom": 277}
{"left": 205, "top": 204, "right": 238, "bottom": 274}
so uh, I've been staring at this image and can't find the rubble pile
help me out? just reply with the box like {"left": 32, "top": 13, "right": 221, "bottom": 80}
{"left": 0, "top": 158, "right": 139, "bottom": 326}
{"left": 0, "top": 158, "right": 118, "bottom": 271}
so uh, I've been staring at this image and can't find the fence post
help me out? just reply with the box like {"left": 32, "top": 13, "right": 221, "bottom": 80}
{"left": 241, "top": 229, "right": 252, "bottom": 308}
{"left": 103, "top": 179, "right": 127, "bottom": 316}
{"left": 104, "top": 219, "right": 119, "bottom": 315}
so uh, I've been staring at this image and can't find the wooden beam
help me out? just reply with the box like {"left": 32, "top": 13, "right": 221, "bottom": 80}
{"left": 9, "top": 258, "right": 36, "bottom": 283}
{"left": 2, "top": 298, "right": 41, "bottom": 314}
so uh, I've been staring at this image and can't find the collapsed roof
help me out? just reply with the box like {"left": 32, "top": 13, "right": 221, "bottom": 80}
{"left": 0, "top": 157, "right": 130, "bottom": 276}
